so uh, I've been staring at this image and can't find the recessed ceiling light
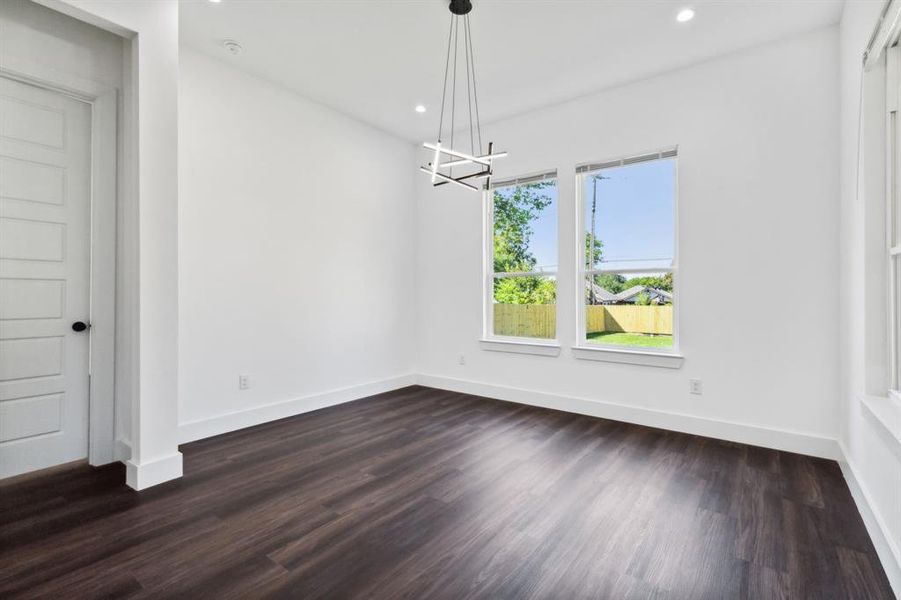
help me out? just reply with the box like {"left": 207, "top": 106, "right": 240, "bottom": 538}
{"left": 676, "top": 8, "right": 695, "bottom": 23}
{"left": 209, "top": 0, "right": 222, "bottom": 3}
{"left": 415, "top": 105, "right": 427, "bottom": 113}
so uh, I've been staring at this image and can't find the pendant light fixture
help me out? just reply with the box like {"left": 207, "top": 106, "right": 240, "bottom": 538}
{"left": 420, "top": 0, "right": 506, "bottom": 192}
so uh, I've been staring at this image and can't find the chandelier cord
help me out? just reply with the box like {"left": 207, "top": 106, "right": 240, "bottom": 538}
{"left": 464, "top": 15, "right": 474, "bottom": 156}
{"left": 437, "top": 13, "right": 454, "bottom": 143}
{"left": 465, "top": 14, "right": 483, "bottom": 155}
{"left": 438, "top": 12, "right": 481, "bottom": 158}
{"left": 450, "top": 16, "right": 458, "bottom": 174}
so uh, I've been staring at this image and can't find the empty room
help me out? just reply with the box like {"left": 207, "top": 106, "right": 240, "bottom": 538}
{"left": 0, "top": 0, "right": 899, "bottom": 597}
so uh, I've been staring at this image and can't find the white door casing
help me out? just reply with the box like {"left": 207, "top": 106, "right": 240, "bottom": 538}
{"left": 0, "top": 76, "right": 92, "bottom": 478}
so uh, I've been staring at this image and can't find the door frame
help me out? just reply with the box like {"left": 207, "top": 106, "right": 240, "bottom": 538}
{"left": 1, "top": 57, "right": 118, "bottom": 468}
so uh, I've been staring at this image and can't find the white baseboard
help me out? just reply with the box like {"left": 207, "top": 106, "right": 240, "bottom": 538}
{"left": 416, "top": 374, "right": 841, "bottom": 460}
{"left": 838, "top": 442, "right": 901, "bottom": 597}
{"left": 126, "top": 452, "right": 183, "bottom": 491}
{"left": 178, "top": 374, "right": 417, "bottom": 444}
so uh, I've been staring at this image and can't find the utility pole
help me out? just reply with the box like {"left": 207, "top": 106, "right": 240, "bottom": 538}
{"left": 587, "top": 174, "right": 608, "bottom": 305}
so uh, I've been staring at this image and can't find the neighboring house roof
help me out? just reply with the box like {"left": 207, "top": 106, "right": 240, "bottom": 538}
{"left": 613, "top": 285, "right": 647, "bottom": 301}
{"left": 585, "top": 282, "right": 673, "bottom": 304}
{"left": 586, "top": 281, "right": 617, "bottom": 303}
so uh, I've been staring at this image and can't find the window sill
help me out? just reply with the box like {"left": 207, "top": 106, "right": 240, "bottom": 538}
{"left": 861, "top": 393, "right": 901, "bottom": 447}
{"left": 479, "top": 338, "right": 561, "bottom": 357}
{"left": 571, "top": 345, "right": 684, "bottom": 369}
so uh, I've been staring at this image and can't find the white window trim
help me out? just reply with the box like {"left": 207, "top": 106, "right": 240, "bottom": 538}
{"left": 571, "top": 345, "right": 683, "bottom": 368}
{"left": 862, "top": 392, "right": 901, "bottom": 448}
{"left": 572, "top": 147, "right": 682, "bottom": 368}
{"left": 857, "top": 7, "right": 901, "bottom": 444}
{"left": 479, "top": 338, "right": 561, "bottom": 356}
{"left": 482, "top": 171, "right": 560, "bottom": 350}
{"left": 889, "top": 45, "right": 901, "bottom": 395}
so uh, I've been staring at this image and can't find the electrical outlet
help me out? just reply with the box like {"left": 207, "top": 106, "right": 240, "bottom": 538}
{"left": 239, "top": 374, "right": 250, "bottom": 390}
{"left": 457, "top": 353, "right": 466, "bottom": 365}
{"left": 689, "top": 379, "right": 703, "bottom": 395}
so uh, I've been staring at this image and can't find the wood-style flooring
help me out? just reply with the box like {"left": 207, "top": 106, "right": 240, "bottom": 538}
{"left": 0, "top": 385, "right": 894, "bottom": 599}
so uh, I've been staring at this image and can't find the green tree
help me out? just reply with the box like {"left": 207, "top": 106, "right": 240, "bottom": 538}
{"left": 583, "top": 225, "right": 605, "bottom": 304}
{"left": 593, "top": 272, "right": 625, "bottom": 294}
{"left": 634, "top": 292, "right": 652, "bottom": 306}
{"left": 585, "top": 233, "right": 603, "bottom": 269}
{"left": 494, "top": 276, "right": 556, "bottom": 304}
{"left": 623, "top": 273, "right": 673, "bottom": 292}
{"left": 493, "top": 181, "right": 552, "bottom": 273}
{"left": 493, "top": 182, "right": 555, "bottom": 304}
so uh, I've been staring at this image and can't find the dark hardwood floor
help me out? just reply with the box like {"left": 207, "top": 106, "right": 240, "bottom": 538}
{"left": 0, "top": 385, "right": 893, "bottom": 599}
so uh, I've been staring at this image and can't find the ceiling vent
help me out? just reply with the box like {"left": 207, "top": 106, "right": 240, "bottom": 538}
{"left": 222, "top": 39, "right": 243, "bottom": 56}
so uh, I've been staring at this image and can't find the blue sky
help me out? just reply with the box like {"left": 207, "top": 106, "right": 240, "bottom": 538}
{"left": 513, "top": 158, "right": 674, "bottom": 273}
{"left": 584, "top": 159, "right": 675, "bottom": 271}
{"left": 527, "top": 185, "right": 558, "bottom": 272}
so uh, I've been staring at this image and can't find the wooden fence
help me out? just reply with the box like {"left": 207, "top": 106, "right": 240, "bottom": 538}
{"left": 493, "top": 304, "right": 672, "bottom": 338}
{"left": 588, "top": 305, "right": 672, "bottom": 335}
{"left": 493, "top": 304, "right": 556, "bottom": 338}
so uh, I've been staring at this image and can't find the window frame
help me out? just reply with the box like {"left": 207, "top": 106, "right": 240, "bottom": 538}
{"left": 856, "top": 5, "right": 901, "bottom": 440}
{"left": 573, "top": 148, "right": 682, "bottom": 360}
{"left": 482, "top": 170, "right": 560, "bottom": 349}
{"left": 887, "top": 45, "right": 901, "bottom": 399}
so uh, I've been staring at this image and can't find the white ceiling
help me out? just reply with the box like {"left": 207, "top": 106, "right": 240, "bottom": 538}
{"left": 179, "top": 0, "right": 843, "bottom": 142}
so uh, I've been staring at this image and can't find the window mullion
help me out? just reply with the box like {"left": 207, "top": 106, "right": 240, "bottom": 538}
{"left": 494, "top": 271, "right": 558, "bottom": 279}
{"left": 586, "top": 268, "right": 674, "bottom": 276}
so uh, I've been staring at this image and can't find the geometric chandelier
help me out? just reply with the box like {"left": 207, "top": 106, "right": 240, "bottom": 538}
{"left": 420, "top": 0, "right": 506, "bottom": 192}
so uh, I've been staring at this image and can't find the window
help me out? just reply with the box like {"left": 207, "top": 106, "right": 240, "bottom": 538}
{"left": 852, "top": 11, "right": 901, "bottom": 431}
{"left": 484, "top": 172, "right": 558, "bottom": 342}
{"left": 576, "top": 149, "right": 677, "bottom": 352}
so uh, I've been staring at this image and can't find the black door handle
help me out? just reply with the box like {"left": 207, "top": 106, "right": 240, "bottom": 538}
{"left": 72, "top": 321, "right": 89, "bottom": 332}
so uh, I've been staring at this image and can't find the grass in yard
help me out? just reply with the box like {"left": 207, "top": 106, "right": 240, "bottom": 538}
{"left": 586, "top": 331, "right": 673, "bottom": 349}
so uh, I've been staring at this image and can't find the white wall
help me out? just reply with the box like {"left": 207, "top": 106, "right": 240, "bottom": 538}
{"left": 415, "top": 28, "right": 841, "bottom": 453}
{"left": 177, "top": 48, "right": 416, "bottom": 440}
{"left": 839, "top": 0, "right": 901, "bottom": 592}
{"left": 0, "top": 0, "right": 122, "bottom": 87}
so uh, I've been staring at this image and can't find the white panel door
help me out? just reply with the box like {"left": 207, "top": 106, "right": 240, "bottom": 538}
{"left": 0, "top": 76, "right": 91, "bottom": 479}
